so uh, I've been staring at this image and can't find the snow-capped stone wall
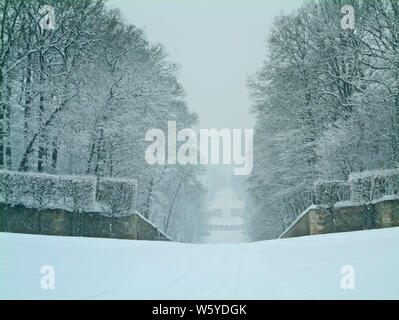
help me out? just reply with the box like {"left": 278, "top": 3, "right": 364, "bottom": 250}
{"left": 281, "top": 168, "right": 399, "bottom": 238}
{"left": 280, "top": 198, "right": 399, "bottom": 239}
{"left": 0, "top": 205, "right": 170, "bottom": 241}
{"left": 0, "top": 170, "right": 169, "bottom": 241}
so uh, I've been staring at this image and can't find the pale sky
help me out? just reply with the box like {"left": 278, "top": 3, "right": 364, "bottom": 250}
{"left": 107, "top": 0, "right": 303, "bottom": 205}
{"left": 107, "top": 0, "right": 302, "bottom": 130}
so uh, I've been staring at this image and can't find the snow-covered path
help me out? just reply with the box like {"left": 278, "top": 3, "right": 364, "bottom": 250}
{"left": 1, "top": 228, "right": 399, "bottom": 299}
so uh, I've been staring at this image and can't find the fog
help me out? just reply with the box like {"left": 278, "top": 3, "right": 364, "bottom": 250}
{"left": 107, "top": 0, "right": 302, "bottom": 230}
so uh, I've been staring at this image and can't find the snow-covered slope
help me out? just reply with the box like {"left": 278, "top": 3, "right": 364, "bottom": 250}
{"left": 1, "top": 228, "right": 399, "bottom": 299}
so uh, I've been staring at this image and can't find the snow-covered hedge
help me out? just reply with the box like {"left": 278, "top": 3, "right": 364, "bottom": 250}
{"left": 314, "top": 180, "right": 350, "bottom": 206}
{"left": 0, "top": 170, "right": 96, "bottom": 211}
{"left": 349, "top": 168, "right": 399, "bottom": 203}
{"left": 0, "top": 171, "right": 138, "bottom": 216}
{"left": 96, "top": 177, "right": 137, "bottom": 215}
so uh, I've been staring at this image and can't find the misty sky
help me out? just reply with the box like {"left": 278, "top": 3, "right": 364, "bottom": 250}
{"left": 107, "top": 0, "right": 303, "bottom": 205}
{"left": 108, "top": 0, "right": 302, "bottom": 130}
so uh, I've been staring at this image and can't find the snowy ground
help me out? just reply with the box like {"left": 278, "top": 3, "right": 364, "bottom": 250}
{"left": 1, "top": 228, "right": 399, "bottom": 299}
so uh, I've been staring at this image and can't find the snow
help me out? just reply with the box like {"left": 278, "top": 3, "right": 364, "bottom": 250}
{"left": 371, "top": 195, "right": 399, "bottom": 204}
{"left": 349, "top": 168, "right": 399, "bottom": 180}
{"left": 279, "top": 205, "right": 319, "bottom": 239}
{"left": 1, "top": 227, "right": 399, "bottom": 299}
{"left": 349, "top": 168, "right": 399, "bottom": 203}
{"left": 0, "top": 170, "right": 138, "bottom": 216}
{"left": 334, "top": 195, "right": 399, "bottom": 208}
{"left": 333, "top": 200, "right": 360, "bottom": 208}
{"left": 0, "top": 170, "right": 97, "bottom": 212}
{"left": 133, "top": 211, "right": 171, "bottom": 240}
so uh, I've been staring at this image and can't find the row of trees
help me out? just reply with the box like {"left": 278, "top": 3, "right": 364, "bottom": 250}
{"left": 247, "top": 0, "right": 399, "bottom": 240}
{"left": 0, "top": 0, "right": 207, "bottom": 242}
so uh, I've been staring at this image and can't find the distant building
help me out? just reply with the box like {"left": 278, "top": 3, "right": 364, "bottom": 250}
{"left": 231, "top": 208, "right": 243, "bottom": 217}
{"left": 202, "top": 188, "right": 246, "bottom": 243}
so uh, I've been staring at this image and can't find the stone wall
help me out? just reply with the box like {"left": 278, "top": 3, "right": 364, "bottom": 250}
{"left": 279, "top": 208, "right": 311, "bottom": 238}
{"left": 280, "top": 198, "right": 399, "bottom": 239}
{"left": 0, "top": 170, "right": 170, "bottom": 241}
{"left": 375, "top": 198, "right": 399, "bottom": 228}
{"left": 0, "top": 203, "right": 170, "bottom": 241}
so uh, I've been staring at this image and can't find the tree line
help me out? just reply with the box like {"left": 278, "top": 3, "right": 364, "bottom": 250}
{"left": 247, "top": 0, "right": 399, "bottom": 240}
{"left": 0, "top": 0, "right": 207, "bottom": 242}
